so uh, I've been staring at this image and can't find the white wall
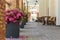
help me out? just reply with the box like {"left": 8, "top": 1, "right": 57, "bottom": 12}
{"left": 39, "top": 0, "right": 56, "bottom": 17}
{"left": 39, "top": 0, "right": 44, "bottom": 17}
{"left": 49, "top": 0, "right": 56, "bottom": 17}
{"left": 39, "top": 0, "right": 49, "bottom": 17}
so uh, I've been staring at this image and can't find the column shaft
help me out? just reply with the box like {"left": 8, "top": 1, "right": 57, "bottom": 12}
{"left": 0, "top": 0, "right": 6, "bottom": 40}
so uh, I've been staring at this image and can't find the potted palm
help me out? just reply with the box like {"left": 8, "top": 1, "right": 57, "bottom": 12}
{"left": 6, "top": 8, "right": 24, "bottom": 38}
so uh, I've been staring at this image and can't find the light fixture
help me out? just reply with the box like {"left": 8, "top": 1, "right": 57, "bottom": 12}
{"left": 27, "top": 0, "right": 29, "bottom": 2}
{"left": 36, "top": 0, "right": 38, "bottom": 2}
{"left": 35, "top": 0, "right": 39, "bottom": 5}
{"left": 35, "top": 3, "right": 36, "bottom": 5}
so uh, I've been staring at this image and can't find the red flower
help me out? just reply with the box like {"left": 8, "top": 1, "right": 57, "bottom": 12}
{"left": 6, "top": 15, "right": 9, "bottom": 20}
{"left": 16, "top": 13, "right": 21, "bottom": 18}
{"left": 6, "top": 8, "right": 24, "bottom": 23}
{"left": 13, "top": 16, "right": 16, "bottom": 18}
{"left": 13, "top": 20, "right": 17, "bottom": 23}
{"left": 9, "top": 17, "right": 14, "bottom": 21}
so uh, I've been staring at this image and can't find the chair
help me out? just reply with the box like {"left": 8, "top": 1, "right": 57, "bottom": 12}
{"left": 47, "top": 17, "right": 56, "bottom": 25}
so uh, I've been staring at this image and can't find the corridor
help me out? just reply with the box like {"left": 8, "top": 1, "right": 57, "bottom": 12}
{"left": 20, "top": 22, "right": 60, "bottom": 40}
{"left": 0, "top": 0, "right": 60, "bottom": 40}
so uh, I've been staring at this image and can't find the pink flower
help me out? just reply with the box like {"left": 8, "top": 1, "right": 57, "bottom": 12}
{"left": 19, "top": 21, "right": 22, "bottom": 25}
{"left": 6, "top": 22, "right": 7, "bottom": 24}
{"left": 16, "top": 13, "right": 21, "bottom": 18}
{"left": 11, "top": 9, "right": 16, "bottom": 13}
{"left": 10, "top": 12, "right": 13, "bottom": 14}
{"left": 6, "top": 16, "right": 9, "bottom": 20}
{"left": 6, "top": 8, "right": 24, "bottom": 23}
{"left": 6, "top": 13, "right": 8, "bottom": 15}
{"left": 13, "top": 20, "right": 17, "bottom": 23}
{"left": 18, "top": 11, "right": 24, "bottom": 17}
{"left": 9, "top": 17, "right": 14, "bottom": 21}
{"left": 13, "top": 16, "right": 16, "bottom": 18}
{"left": 6, "top": 10, "right": 10, "bottom": 13}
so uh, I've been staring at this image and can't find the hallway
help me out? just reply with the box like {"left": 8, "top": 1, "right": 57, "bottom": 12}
{"left": 20, "top": 22, "right": 60, "bottom": 40}
{"left": 0, "top": 0, "right": 60, "bottom": 40}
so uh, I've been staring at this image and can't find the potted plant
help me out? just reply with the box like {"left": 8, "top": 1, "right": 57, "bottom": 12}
{"left": 6, "top": 8, "right": 24, "bottom": 38}
{"left": 20, "top": 13, "right": 27, "bottom": 28}
{"left": 20, "top": 17, "right": 26, "bottom": 28}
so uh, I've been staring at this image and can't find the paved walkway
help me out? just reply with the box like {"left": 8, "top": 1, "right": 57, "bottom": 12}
{"left": 6, "top": 22, "right": 60, "bottom": 40}
{"left": 20, "top": 22, "right": 60, "bottom": 40}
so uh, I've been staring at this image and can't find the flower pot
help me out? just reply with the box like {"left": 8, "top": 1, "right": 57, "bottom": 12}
{"left": 20, "top": 21, "right": 25, "bottom": 28}
{"left": 6, "top": 22, "right": 19, "bottom": 38}
{"left": 24, "top": 20, "right": 26, "bottom": 25}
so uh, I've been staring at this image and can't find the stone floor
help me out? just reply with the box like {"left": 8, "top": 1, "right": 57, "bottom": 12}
{"left": 6, "top": 22, "right": 60, "bottom": 40}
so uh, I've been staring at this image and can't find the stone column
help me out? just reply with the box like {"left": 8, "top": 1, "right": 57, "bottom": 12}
{"left": 16, "top": 0, "right": 19, "bottom": 8}
{"left": 19, "top": 0, "right": 23, "bottom": 10}
{"left": 56, "top": 0, "right": 60, "bottom": 26}
{"left": 0, "top": 0, "right": 6, "bottom": 40}
{"left": 23, "top": 3, "right": 25, "bottom": 12}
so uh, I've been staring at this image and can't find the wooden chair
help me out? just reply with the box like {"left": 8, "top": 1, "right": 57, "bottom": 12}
{"left": 36, "top": 17, "right": 43, "bottom": 22}
{"left": 47, "top": 17, "right": 56, "bottom": 25}
{"left": 50, "top": 17, "right": 56, "bottom": 25}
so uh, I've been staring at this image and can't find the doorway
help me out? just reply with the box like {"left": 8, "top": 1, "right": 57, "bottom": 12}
{"left": 29, "top": 8, "right": 38, "bottom": 22}
{"left": 28, "top": 5, "right": 39, "bottom": 22}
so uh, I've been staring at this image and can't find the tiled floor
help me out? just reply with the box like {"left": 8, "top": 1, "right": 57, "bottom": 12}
{"left": 6, "top": 22, "right": 60, "bottom": 40}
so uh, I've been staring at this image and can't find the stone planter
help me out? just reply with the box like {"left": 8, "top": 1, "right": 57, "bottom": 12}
{"left": 6, "top": 22, "right": 19, "bottom": 38}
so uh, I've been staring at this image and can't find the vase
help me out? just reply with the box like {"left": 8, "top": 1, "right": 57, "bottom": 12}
{"left": 6, "top": 22, "right": 19, "bottom": 38}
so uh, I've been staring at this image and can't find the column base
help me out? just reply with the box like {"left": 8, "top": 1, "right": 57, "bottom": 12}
{"left": 56, "top": 25, "right": 60, "bottom": 27}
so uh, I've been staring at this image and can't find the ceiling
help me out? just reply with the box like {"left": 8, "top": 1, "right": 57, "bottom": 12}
{"left": 23, "top": 0, "right": 39, "bottom": 6}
